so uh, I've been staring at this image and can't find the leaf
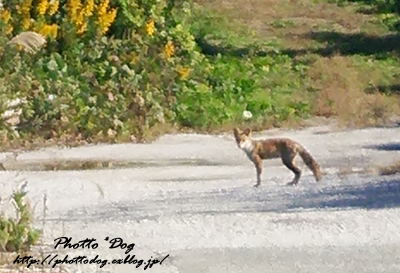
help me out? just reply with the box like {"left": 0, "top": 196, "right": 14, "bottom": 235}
{"left": 47, "top": 59, "right": 58, "bottom": 71}
{"left": 110, "top": 66, "right": 118, "bottom": 77}
{"left": 0, "top": 229, "right": 10, "bottom": 251}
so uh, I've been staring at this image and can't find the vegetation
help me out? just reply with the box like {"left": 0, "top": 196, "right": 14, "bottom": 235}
{"left": 195, "top": 0, "right": 400, "bottom": 128}
{"left": 0, "top": 0, "right": 400, "bottom": 147}
{"left": 0, "top": 185, "right": 41, "bottom": 252}
{"left": 1, "top": 0, "right": 400, "bottom": 264}
{"left": 0, "top": 0, "right": 209, "bottom": 144}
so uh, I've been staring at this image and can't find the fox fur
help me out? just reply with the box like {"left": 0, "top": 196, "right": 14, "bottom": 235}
{"left": 233, "top": 127, "right": 322, "bottom": 187}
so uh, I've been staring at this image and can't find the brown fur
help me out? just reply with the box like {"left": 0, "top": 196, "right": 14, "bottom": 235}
{"left": 233, "top": 127, "right": 322, "bottom": 187}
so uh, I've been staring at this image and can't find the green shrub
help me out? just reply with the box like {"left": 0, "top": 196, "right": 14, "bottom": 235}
{"left": 0, "top": 185, "right": 41, "bottom": 252}
{"left": 0, "top": 0, "right": 313, "bottom": 144}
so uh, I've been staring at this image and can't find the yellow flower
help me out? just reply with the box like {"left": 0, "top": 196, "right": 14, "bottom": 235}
{"left": 5, "top": 25, "right": 13, "bottom": 35}
{"left": 37, "top": 0, "right": 48, "bottom": 16}
{"left": 144, "top": 19, "right": 155, "bottom": 36}
{"left": 67, "top": 0, "right": 82, "bottom": 21}
{"left": 73, "top": 10, "right": 85, "bottom": 33}
{"left": 48, "top": 0, "right": 59, "bottom": 16}
{"left": 83, "top": 0, "right": 94, "bottom": 17}
{"left": 67, "top": 0, "right": 97, "bottom": 35}
{"left": 163, "top": 41, "right": 174, "bottom": 59}
{"left": 50, "top": 24, "right": 58, "bottom": 38}
{"left": 176, "top": 66, "right": 191, "bottom": 80}
{"left": 96, "top": 4, "right": 117, "bottom": 35}
{"left": 38, "top": 24, "right": 58, "bottom": 39}
{"left": 76, "top": 22, "right": 87, "bottom": 34}
{"left": 22, "top": 0, "right": 32, "bottom": 15}
{"left": 76, "top": 10, "right": 85, "bottom": 25}
{"left": 21, "top": 18, "right": 31, "bottom": 30}
{"left": 16, "top": 0, "right": 32, "bottom": 15}
{"left": 108, "top": 8, "right": 118, "bottom": 25}
{"left": 97, "top": 0, "right": 109, "bottom": 17}
{"left": 0, "top": 10, "right": 11, "bottom": 23}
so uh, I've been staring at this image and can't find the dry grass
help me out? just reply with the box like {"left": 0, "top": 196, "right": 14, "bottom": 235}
{"left": 307, "top": 56, "right": 400, "bottom": 127}
{"left": 378, "top": 160, "right": 400, "bottom": 176}
{"left": 337, "top": 166, "right": 374, "bottom": 178}
{"left": 6, "top": 32, "right": 46, "bottom": 54}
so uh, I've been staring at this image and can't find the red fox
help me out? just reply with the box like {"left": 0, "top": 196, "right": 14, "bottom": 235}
{"left": 233, "top": 127, "right": 322, "bottom": 187}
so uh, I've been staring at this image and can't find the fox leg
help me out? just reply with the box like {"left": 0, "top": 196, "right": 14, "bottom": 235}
{"left": 281, "top": 152, "right": 302, "bottom": 185}
{"left": 252, "top": 155, "right": 262, "bottom": 187}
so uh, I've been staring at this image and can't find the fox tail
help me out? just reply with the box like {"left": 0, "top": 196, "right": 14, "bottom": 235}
{"left": 297, "top": 146, "right": 322, "bottom": 182}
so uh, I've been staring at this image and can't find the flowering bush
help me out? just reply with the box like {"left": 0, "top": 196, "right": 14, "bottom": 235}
{"left": 0, "top": 0, "right": 206, "bottom": 141}
{"left": 0, "top": 0, "right": 116, "bottom": 38}
{"left": 0, "top": 1, "right": 309, "bottom": 144}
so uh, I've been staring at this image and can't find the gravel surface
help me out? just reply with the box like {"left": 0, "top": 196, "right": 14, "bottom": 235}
{"left": 1, "top": 125, "right": 400, "bottom": 273}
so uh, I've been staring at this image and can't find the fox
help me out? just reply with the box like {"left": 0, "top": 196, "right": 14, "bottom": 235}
{"left": 233, "top": 127, "right": 322, "bottom": 187}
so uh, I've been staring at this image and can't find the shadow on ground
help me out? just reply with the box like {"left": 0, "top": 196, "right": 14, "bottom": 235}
{"left": 55, "top": 175, "right": 400, "bottom": 222}
{"left": 287, "top": 178, "right": 400, "bottom": 210}
{"left": 365, "top": 84, "right": 400, "bottom": 95}
{"left": 195, "top": 31, "right": 400, "bottom": 59}
{"left": 364, "top": 142, "right": 400, "bottom": 151}
{"left": 343, "top": 0, "right": 400, "bottom": 16}
{"left": 194, "top": 37, "right": 275, "bottom": 57}
{"left": 195, "top": 36, "right": 310, "bottom": 58}
{"left": 304, "top": 31, "right": 400, "bottom": 57}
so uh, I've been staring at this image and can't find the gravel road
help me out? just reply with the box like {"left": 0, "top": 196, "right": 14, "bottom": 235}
{"left": 1, "top": 125, "right": 400, "bottom": 273}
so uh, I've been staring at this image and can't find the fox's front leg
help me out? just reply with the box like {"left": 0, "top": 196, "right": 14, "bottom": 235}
{"left": 252, "top": 155, "right": 262, "bottom": 187}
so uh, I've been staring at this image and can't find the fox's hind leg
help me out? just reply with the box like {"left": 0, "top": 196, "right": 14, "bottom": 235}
{"left": 281, "top": 152, "right": 301, "bottom": 186}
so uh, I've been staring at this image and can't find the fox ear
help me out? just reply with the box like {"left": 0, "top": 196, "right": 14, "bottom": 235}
{"left": 233, "top": 128, "right": 240, "bottom": 140}
{"left": 243, "top": 128, "right": 251, "bottom": 136}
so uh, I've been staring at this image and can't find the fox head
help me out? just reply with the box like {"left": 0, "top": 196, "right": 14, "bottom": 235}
{"left": 233, "top": 127, "right": 253, "bottom": 151}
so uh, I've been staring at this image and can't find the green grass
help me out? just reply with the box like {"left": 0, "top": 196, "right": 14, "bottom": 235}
{"left": 185, "top": 4, "right": 316, "bottom": 129}
{"left": 190, "top": 0, "right": 400, "bottom": 130}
